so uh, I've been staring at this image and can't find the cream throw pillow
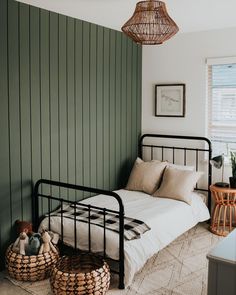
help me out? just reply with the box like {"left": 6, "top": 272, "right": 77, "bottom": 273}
{"left": 126, "top": 158, "right": 167, "bottom": 195}
{"left": 153, "top": 167, "right": 203, "bottom": 205}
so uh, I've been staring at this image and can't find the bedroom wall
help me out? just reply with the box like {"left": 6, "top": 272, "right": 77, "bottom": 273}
{"left": 142, "top": 27, "right": 236, "bottom": 182}
{"left": 0, "top": 0, "right": 142, "bottom": 265}
{"left": 142, "top": 27, "right": 236, "bottom": 136}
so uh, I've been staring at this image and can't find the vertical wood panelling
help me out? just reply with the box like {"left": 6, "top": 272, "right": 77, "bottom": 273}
{"left": 137, "top": 47, "right": 142, "bottom": 139}
{"left": 109, "top": 31, "right": 116, "bottom": 189}
{"left": 58, "top": 15, "right": 67, "bottom": 198}
{"left": 132, "top": 43, "right": 138, "bottom": 160}
{"left": 96, "top": 26, "right": 104, "bottom": 189}
{"left": 8, "top": 0, "right": 22, "bottom": 224}
{"left": 40, "top": 10, "right": 50, "bottom": 202}
{"left": 67, "top": 18, "right": 76, "bottom": 199}
{"left": 19, "top": 3, "right": 31, "bottom": 220}
{"left": 90, "top": 24, "right": 97, "bottom": 189}
{"left": 75, "top": 19, "right": 83, "bottom": 199}
{"left": 82, "top": 22, "right": 91, "bottom": 197}
{"left": 115, "top": 33, "right": 122, "bottom": 187}
{"left": 49, "top": 12, "right": 59, "bottom": 197}
{"left": 126, "top": 39, "right": 133, "bottom": 173}
{"left": 0, "top": 0, "right": 142, "bottom": 265}
{"left": 0, "top": 0, "right": 11, "bottom": 265}
{"left": 103, "top": 28, "right": 110, "bottom": 189}
{"left": 120, "top": 36, "right": 128, "bottom": 187}
{"left": 30, "top": 6, "right": 41, "bottom": 192}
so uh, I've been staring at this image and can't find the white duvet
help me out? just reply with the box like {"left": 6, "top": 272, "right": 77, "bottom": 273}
{"left": 39, "top": 189, "right": 210, "bottom": 286}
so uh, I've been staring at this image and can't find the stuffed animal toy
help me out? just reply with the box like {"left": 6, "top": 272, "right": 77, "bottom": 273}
{"left": 12, "top": 232, "right": 29, "bottom": 255}
{"left": 39, "top": 231, "right": 57, "bottom": 254}
{"left": 48, "top": 231, "right": 59, "bottom": 245}
{"left": 15, "top": 220, "right": 33, "bottom": 235}
{"left": 26, "top": 233, "right": 41, "bottom": 256}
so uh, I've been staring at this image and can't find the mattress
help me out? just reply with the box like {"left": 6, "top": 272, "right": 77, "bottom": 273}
{"left": 39, "top": 189, "right": 210, "bottom": 286}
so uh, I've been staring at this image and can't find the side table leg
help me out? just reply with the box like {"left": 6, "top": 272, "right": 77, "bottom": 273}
{"left": 223, "top": 205, "right": 227, "bottom": 234}
{"left": 211, "top": 204, "right": 219, "bottom": 232}
{"left": 217, "top": 205, "right": 223, "bottom": 234}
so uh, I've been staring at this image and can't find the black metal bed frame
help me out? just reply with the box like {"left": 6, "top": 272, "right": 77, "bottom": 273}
{"left": 32, "top": 134, "right": 212, "bottom": 290}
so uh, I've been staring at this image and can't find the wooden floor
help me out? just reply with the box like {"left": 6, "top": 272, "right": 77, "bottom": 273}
{"left": 0, "top": 272, "right": 29, "bottom": 295}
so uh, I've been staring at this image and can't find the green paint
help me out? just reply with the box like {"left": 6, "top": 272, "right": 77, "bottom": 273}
{"left": 0, "top": 0, "right": 142, "bottom": 266}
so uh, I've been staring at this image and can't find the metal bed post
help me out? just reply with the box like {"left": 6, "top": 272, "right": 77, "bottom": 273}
{"left": 119, "top": 204, "right": 125, "bottom": 289}
{"left": 32, "top": 180, "right": 41, "bottom": 230}
{"left": 208, "top": 147, "right": 212, "bottom": 213}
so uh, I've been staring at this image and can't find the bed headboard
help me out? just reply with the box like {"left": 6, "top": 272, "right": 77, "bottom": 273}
{"left": 138, "top": 134, "right": 212, "bottom": 211}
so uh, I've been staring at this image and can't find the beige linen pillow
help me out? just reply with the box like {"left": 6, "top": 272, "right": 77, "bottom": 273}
{"left": 153, "top": 167, "right": 203, "bottom": 205}
{"left": 126, "top": 158, "right": 167, "bottom": 195}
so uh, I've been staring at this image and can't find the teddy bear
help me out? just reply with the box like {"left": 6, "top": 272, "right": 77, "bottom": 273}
{"left": 38, "top": 231, "right": 57, "bottom": 254}
{"left": 15, "top": 220, "right": 33, "bottom": 235}
{"left": 12, "top": 232, "right": 29, "bottom": 255}
{"left": 26, "top": 233, "right": 41, "bottom": 256}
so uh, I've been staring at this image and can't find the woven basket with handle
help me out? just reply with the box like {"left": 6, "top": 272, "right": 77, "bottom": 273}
{"left": 50, "top": 254, "right": 110, "bottom": 295}
{"left": 6, "top": 243, "right": 59, "bottom": 281}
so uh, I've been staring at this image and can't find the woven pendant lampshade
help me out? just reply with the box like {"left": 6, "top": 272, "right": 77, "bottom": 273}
{"left": 122, "top": 0, "right": 179, "bottom": 45}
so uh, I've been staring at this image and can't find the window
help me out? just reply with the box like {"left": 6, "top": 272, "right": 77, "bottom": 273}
{"left": 208, "top": 58, "right": 236, "bottom": 156}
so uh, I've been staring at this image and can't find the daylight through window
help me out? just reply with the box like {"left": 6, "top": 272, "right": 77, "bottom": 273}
{"left": 208, "top": 61, "right": 236, "bottom": 157}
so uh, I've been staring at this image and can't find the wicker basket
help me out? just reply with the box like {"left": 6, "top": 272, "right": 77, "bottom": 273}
{"left": 6, "top": 244, "right": 59, "bottom": 281}
{"left": 50, "top": 254, "right": 110, "bottom": 295}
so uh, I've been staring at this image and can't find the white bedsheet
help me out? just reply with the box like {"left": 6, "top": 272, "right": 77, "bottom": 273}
{"left": 39, "top": 190, "right": 210, "bottom": 286}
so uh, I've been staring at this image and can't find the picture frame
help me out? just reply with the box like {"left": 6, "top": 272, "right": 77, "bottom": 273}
{"left": 155, "top": 84, "right": 186, "bottom": 117}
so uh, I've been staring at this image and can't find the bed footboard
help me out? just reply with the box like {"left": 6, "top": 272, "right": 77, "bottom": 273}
{"left": 32, "top": 179, "right": 125, "bottom": 289}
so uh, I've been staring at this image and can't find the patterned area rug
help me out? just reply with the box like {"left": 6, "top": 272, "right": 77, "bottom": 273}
{"left": 6, "top": 223, "right": 222, "bottom": 295}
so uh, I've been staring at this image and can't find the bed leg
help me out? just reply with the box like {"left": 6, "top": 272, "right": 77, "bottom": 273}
{"left": 118, "top": 278, "right": 125, "bottom": 289}
{"left": 118, "top": 260, "right": 125, "bottom": 289}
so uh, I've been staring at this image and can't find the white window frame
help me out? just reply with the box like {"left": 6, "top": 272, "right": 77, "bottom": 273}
{"left": 206, "top": 56, "right": 236, "bottom": 158}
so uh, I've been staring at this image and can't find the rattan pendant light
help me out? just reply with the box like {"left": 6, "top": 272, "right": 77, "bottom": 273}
{"left": 121, "top": 0, "right": 179, "bottom": 45}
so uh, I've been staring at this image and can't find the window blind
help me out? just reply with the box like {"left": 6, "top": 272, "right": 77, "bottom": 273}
{"left": 208, "top": 63, "right": 236, "bottom": 156}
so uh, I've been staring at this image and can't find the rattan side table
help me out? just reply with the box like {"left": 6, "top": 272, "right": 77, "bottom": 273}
{"left": 210, "top": 185, "right": 236, "bottom": 236}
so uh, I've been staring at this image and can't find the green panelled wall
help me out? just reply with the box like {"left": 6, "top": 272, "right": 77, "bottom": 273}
{"left": 0, "top": 0, "right": 142, "bottom": 265}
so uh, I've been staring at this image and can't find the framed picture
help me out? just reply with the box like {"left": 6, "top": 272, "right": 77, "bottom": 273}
{"left": 155, "top": 84, "right": 186, "bottom": 117}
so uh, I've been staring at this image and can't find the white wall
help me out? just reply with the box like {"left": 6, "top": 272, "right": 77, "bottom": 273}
{"left": 142, "top": 27, "right": 236, "bottom": 135}
{"left": 142, "top": 27, "right": 236, "bottom": 182}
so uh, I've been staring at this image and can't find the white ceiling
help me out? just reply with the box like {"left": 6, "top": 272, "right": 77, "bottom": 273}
{"left": 16, "top": 0, "right": 236, "bottom": 34}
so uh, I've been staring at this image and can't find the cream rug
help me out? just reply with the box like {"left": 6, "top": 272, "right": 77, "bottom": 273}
{"left": 6, "top": 223, "right": 222, "bottom": 295}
